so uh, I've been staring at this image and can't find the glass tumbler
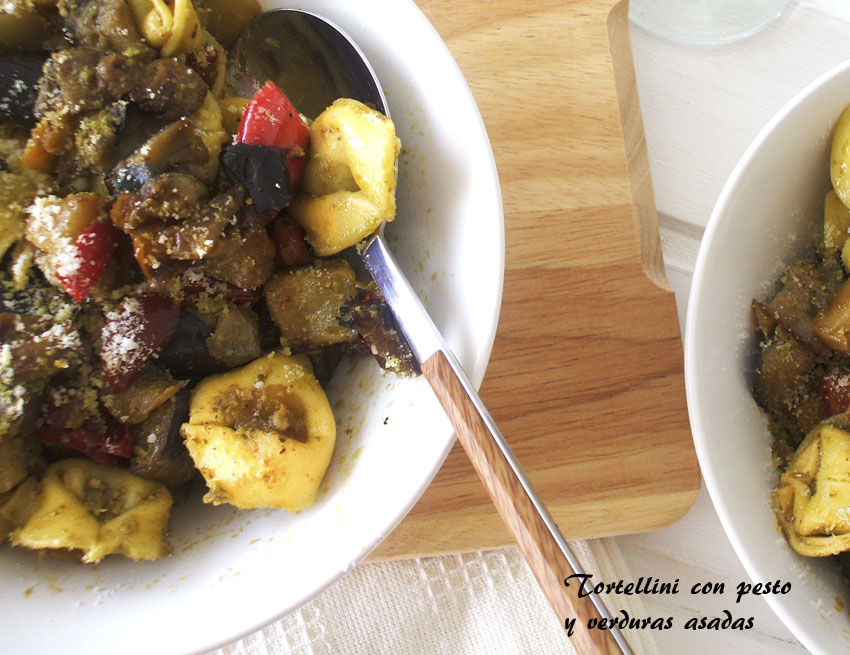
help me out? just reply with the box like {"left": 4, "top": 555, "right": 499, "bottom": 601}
{"left": 629, "top": 0, "right": 791, "bottom": 45}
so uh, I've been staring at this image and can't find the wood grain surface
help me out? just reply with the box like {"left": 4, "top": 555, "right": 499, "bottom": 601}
{"left": 422, "top": 350, "right": 625, "bottom": 655}
{"left": 372, "top": 0, "right": 700, "bottom": 560}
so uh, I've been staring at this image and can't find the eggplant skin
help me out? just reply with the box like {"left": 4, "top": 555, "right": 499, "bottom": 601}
{"left": 130, "top": 391, "right": 195, "bottom": 490}
{"left": 0, "top": 53, "right": 47, "bottom": 126}
{"left": 221, "top": 143, "right": 293, "bottom": 214}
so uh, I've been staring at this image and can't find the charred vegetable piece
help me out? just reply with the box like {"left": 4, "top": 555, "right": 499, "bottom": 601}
{"left": 0, "top": 53, "right": 47, "bottom": 126}
{"left": 339, "top": 288, "right": 420, "bottom": 377}
{"left": 0, "top": 433, "right": 41, "bottom": 494}
{"left": 100, "top": 293, "right": 179, "bottom": 392}
{"left": 822, "top": 373, "right": 850, "bottom": 417}
{"left": 200, "top": 216, "right": 275, "bottom": 289}
{"left": 56, "top": 221, "right": 121, "bottom": 301}
{"left": 237, "top": 81, "right": 309, "bottom": 189}
{"left": 35, "top": 422, "right": 132, "bottom": 466}
{"left": 814, "top": 277, "right": 850, "bottom": 353}
{"left": 157, "top": 310, "right": 226, "bottom": 379}
{"left": 62, "top": 0, "right": 156, "bottom": 61}
{"left": 130, "top": 390, "right": 195, "bottom": 488}
{"left": 102, "top": 365, "right": 184, "bottom": 425}
{"left": 221, "top": 143, "right": 293, "bottom": 214}
{"left": 106, "top": 118, "right": 209, "bottom": 194}
{"left": 0, "top": 313, "right": 80, "bottom": 385}
{"left": 763, "top": 259, "right": 831, "bottom": 357}
{"left": 206, "top": 303, "right": 262, "bottom": 368}
{"left": 73, "top": 101, "right": 127, "bottom": 174}
{"left": 264, "top": 259, "right": 358, "bottom": 350}
{"left": 271, "top": 216, "right": 311, "bottom": 267}
{"left": 181, "top": 271, "right": 262, "bottom": 305}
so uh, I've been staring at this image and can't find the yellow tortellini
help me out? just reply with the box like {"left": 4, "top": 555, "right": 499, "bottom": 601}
{"left": 188, "top": 91, "right": 228, "bottom": 183}
{"left": 289, "top": 98, "right": 401, "bottom": 256}
{"left": 127, "top": 0, "right": 204, "bottom": 57}
{"left": 7, "top": 459, "right": 173, "bottom": 563}
{"left": 181, "top": 352, "right": 336, "bottom": 512}
{"left": 773, "top": 419, "right": 850, "bottom": 557}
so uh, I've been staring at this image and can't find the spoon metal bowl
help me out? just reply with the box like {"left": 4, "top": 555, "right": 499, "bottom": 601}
{"left": 231, "top": 10, "right": 632, "bottom": 655}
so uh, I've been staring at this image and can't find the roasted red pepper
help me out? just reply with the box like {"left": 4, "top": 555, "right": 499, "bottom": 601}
{"left": 181, "top": 271, "right": 262, "bottom": 304}
{"left": 822, "top": 373, "right": 850, "bottom": 416}
{"left": 36, "top": 422, "right": 132, "bottom": 465}
{"left": 100, "top": 292, "right": 179, "bottom": 391}
{"left": 56, "top": 221, "right": 120, "bottom": 301}
{"left": 271, "top": 217, "right": 311, "bottom": 267}
{"left": 237, "top": 81, "right": 310, "bottom": 189}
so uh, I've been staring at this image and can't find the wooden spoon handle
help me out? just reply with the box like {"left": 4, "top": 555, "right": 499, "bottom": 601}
{"left": 421, "top": 349, "right": 630, "bottom": 655}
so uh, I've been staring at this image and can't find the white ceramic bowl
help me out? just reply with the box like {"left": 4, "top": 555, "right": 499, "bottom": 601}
{"left": 0, "top": 2, "right": 504, "bottom": 654}
{"left": 687, "top": 59, "right": 850, "bottom": 655}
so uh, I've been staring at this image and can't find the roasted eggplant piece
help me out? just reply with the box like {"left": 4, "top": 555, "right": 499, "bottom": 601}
{"left": 158, "top": 311, "right": 228, "bottom": 380}
{"left": 339, "top": 286, "right": 419, "bottom": 377}
{"left": 73, "top": 100, "right": 127, "bottom": 173}
{"left": 130, "top": 390, "right": 195, "bottom": 491}
{"left": 101, "top": 364, "right": 184, "bottom": 425}
{"left": 263, "top": 258, "right": 357, "bottom": 350}
{"left": 0, "top": 53, "right": 47, "bottom": 126}
{"left": 107, "top": 118, "right": 209, "bottom": 194}
{"left": 221, "top": 143, "right": 293, "bottom": 214}
{"left": 206, "top": 303, "right": 263, "bottom": 368}
{"left": 0, "top": 312, "right": 81, "bottom": 385}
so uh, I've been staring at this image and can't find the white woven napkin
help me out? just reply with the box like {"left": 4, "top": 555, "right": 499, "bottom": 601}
{"left": 210, "top": 538, "right": 659, "bottom": 655}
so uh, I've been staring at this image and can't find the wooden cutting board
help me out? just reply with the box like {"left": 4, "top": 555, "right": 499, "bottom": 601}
{"left": 371, "top": 0, "right": 700, "bottom": 560}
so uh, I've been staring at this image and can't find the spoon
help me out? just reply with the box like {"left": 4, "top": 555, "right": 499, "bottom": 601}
{"left": 231, "top": 10, "right": 632, "bottom": 655}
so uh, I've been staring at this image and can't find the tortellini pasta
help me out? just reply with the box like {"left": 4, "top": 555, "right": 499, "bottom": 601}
{"left": 181, "top": 352, "right": 336, "bottom": 512}
{"left": 127, "top": 0, "right": 204, "bottom": 57}
{"left": 773, "top": 418, "right": 850, "bottom": 557}
{"left": 289, "top": 98, "right": 400, "bottom": 256}
{"left": 188, "top": 91, "right": 228, "bottom": 183}
{"left": 7, "top": 459, "right": 173, "bottom": 563}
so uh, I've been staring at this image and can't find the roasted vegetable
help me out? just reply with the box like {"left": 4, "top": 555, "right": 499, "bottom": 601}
{"left": 237, "top": 80, "right": 309, "bottom": 189}
{"left": 130, "top": 390, "right": 195, "bottom": 489}
{"left": 206, "top": 303, "right": 262, "bottom": 368}
{"left": 340, "top": 287, "right": 419, "bottom": 377}
{"left": 0, "top": 53, "right": 47, "bottom": 125}
{"left": 100, "top": 293, "right": 179, "bottom": 391}
{"left": 264, "top": 258, "right": 357, "bottom": 350}
{"left": 271, "top": 216, "right": 311, "bottom": 267}
{"left": 102, "top": 364, "right": 184, "bottom": 425}
{"left": 221, "top": 143, "right": 293, "bottom": 214}
{"left": 0, "top": 312, "right": 80, "bottom": 386}
{"left": 157, "top": 310, "right": 226, "bottom": 379}
{"left": 56, "top": 220, "right": 121, "bottom": 301}
{"left": 814, "top": 277, "right": 850, "bottom": 353}
{"left": 35, "top": 422, "right": 132, "bottom": 466}
{"left": 107, "top": 118, "right": 209, "bottom": 194}
{"left": 181, "top": 352, "right": 336, "bottom": 511}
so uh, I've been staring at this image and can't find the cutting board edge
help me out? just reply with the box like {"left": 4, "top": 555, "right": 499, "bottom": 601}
{"left": 608, "top": 0, "right": 672, "bottom": 294}
{"left": 368, "top": 484, "right": 701, "bottom": 561}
